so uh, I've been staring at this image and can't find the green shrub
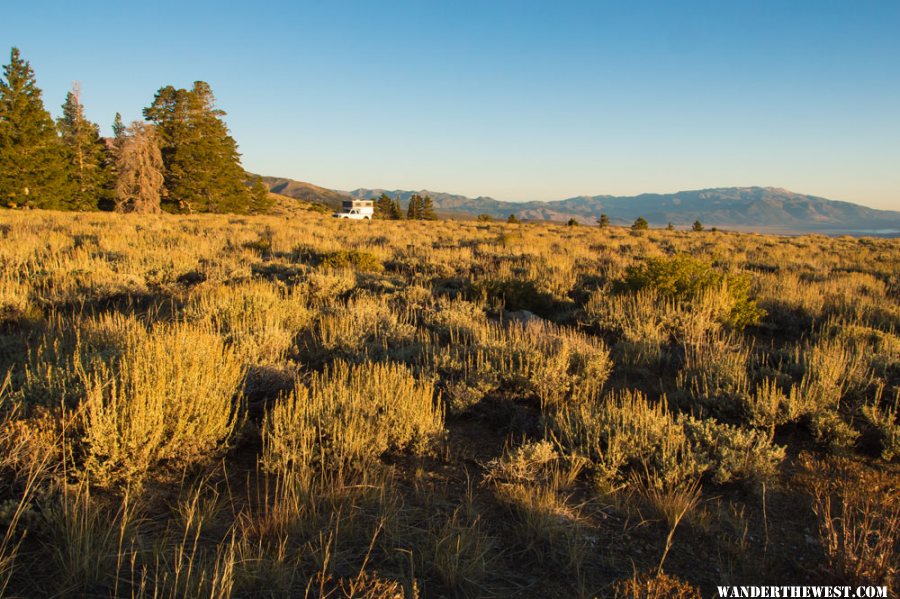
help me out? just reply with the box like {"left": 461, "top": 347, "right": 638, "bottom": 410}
{"left": 680, "top": 416, "right": 785, "bottom": 484}
{"left": 618, "top": 254, "right": 765, "bottom": 328}
{"left": 442, "top": 373, "right": 498, "bottom": 415}
{"left": 811, "top": 410, "right": 860, "bottom": 451}
{"left": 318, "top": 249, "right": 384, "bottom": 272}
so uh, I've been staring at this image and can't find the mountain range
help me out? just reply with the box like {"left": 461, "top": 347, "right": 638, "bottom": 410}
{"left": 257, "top": 175, "right": 900, "bottom": 234}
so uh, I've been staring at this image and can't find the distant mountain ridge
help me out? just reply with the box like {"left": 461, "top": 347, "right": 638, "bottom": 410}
{"left": 256, "top": 175, "right": 900, "bottom": 233}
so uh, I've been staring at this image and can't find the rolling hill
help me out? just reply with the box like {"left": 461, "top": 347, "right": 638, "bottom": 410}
{"left": 259, "top": 176, "right": 349, "bottom": 210}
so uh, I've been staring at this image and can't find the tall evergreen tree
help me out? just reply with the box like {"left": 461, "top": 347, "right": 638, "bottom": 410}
{"left": 105, "top": 112, "right": 128, "bottom": 210}
{"left": 57, "top": 84, "right": 113, "bottom": 210}
{"left": 390, "top": 197, "right": 403, "bottom": 219}
{"left": 420, "top": 194, "right": 437, "bottom": 220}
{"left": 143, "top": 81, "right": 261, "bottom": 214}
{"left": 112, "top": 112, "right": 125, "bottom": 139}
{"left": 407, "top": 193, "right": 422, "bottom": 219}
{"left": 374, "top": 193, "right": 395, "bottom": 219}
{"left": 0, "top": 47, "right": 73, "bottom": 208}
{"left": 597, "top": 214, "right": 610, "bottom": 228}
{"left": 111, "top": 112, "right": 126, "bottom": 157}
{"left": 247, "top": 175, "right": 273, "bottom": 214}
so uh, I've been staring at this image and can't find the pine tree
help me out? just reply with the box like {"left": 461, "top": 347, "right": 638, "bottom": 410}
{"left": 597, "top": 214, "right": 610, "bottom": 228}
{"left": 143, "top": 81, "right": 260, "bottom": 214}
{"left": 631, "top": 216, "right": 649, "bottom": 231}
{"left": 111, "top": 112, "right": 126, "bottom": 157}
{"left": 374, "top": 193, "right": 395, "bottom": 219}
{"left": 114, "top": 121, "right": 164, "bottom": 213}
{"left": 247, "top": 175, "right": 273, "bottom": 214}
{"left": 105, "top": 112, "right": 127, "bottom": 211}
{"left": 507, "top": 214, "right": 519, "bottom": 224}
{"left": 420, "top": 194, "right": 437, "bottom": 220}
{"left": 57, "top": 84, "right": 113, "bottom": 210}
{"left": 0, "top": 47, "right": 73, "bottom": 208}
{"left": 407, "top": 193, "right": 422, "bottom": 219}
{"left": 666, "top": 222, "right": 674, "bottom": 231}
{"left": 692, "top": 219, "right": 704, "bottom": 232}
{"left": 390, "top": 198, "right": 403, "bottom": 219}
{"left": 112, "top": 112, "right": 125, "bottom": 139}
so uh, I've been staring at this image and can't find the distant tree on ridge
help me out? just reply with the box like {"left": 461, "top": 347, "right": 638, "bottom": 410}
{"left": 407, "top": 193, "right": 423, "bottom": 219}
{"left": 631, "top": 216, "right": 649, "bottom": 231}
{"left": 420, "top": 195, "right": 437, "bottom": 220}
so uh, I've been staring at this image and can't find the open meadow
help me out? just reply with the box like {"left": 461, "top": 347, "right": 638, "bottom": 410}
{"left": 0, "top": 209, "right": 898, "bottom": 597}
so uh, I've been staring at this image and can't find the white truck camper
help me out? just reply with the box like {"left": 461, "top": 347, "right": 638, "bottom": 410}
{"left": 333, "top": 199, "right": 374, "bottom": 220}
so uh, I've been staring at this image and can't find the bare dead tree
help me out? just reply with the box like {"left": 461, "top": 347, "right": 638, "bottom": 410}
{"left": 114, "top": 121, "right": 164, "bottom": 213}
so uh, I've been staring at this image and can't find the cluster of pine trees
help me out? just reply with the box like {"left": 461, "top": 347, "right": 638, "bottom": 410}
{"left": 373, "top": 194, "right": 403, "bottom": 219}
{"left": 373, "top": 192, "right": 437, "bottom": 220}
{"left": 0, "top": 48, "right": 269, "bottom": 214}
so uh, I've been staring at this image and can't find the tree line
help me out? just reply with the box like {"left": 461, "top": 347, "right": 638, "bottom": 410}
{"left": 373, "top": 192, "right": 437, "bottom": 220}
{"left": 596, "top": 214, "right": 709, "bottom": 232}
{"left": 0, "top": 47, "right": 270, "bottom": 214}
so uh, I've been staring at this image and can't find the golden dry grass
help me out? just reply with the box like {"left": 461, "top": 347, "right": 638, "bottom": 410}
{"left": 0, "top": 208, "right": 898, "bottom": 596}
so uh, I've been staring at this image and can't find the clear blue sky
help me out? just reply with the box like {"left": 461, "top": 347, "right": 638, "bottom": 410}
{"left": 3, "top": 1, "right": 899, "bottom": 209}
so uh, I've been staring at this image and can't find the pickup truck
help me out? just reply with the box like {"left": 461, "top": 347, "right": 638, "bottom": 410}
{"left": 333, "top": 199, "right": 375, "bottom": 220}
{"left": 332, "top": 208, "right": 372, "bottom": 220}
